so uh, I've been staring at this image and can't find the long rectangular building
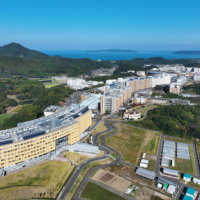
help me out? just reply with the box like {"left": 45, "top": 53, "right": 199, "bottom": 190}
{"left": 0, "top": 101, "right": 95, "bottom": 175}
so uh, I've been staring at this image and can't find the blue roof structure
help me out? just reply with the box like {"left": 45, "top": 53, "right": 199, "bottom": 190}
{"left": 109, "top": 84, "right": 115, "bottom": 87}
{"left": 183, "top": 195, "right": 193, "bottom": 200}
{"left": 184, "top": 173, "right": 191, "bottom": 179}
{"left": 186, "top": 188, "right": 195, "bottom": 197}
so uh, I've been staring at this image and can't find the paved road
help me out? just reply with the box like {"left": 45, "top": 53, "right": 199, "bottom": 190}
{"left": 73, "top": 122, "right": 136, "bottom": 200}
{"left": 192, "top": 140, "right": 200, "bottom": 177}
{"left": 58, "top": 120, "right": 200, "bottom": 200}
{"left": 155, "top": 133, "right": 163, "bottom": 175}
{"left": 58, "top": 121, "right": 119, "bottom": 200}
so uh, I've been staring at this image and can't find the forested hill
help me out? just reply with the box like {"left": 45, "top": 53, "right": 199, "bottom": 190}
{"left": 114, "top": 57, "right": 200, "bottom": 75}
{"left": 0, "top": 56, "right": 112, "bottom": 78}
{"left": 0, "top": 43, "right": 113, "bottom": 78}
{"left": 0, "top": 43, "right": 48, "bottom": 59}
{"left": 174, "top": 51, "right": 200, "bottom": 55}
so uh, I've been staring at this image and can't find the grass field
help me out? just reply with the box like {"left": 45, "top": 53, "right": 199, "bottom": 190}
{"left": 0, "top": 161, "right": 74, "bottom": 200}
{"left": 0, "top": 114, "right": 14, "bottom": 124}
{"left": 81, "top": 181, "right": 125, "bottom": 200}
{"left": 163, "top": 136, "right": 192, "bottom": 144}
{"left": 63, "top": 151, "right": 104, "bottom": 165}
{"left": 106, "top": 124, "right": 160, "bottom": 165}
{"left": 53, "top": 78, "right": 59, "bottom": 83}
{"left": 91, "top": 121, "right": 97, "bottom": 128}
{"left": 168, "top": 145, "right": 196, "bottom": 175}
{"left": 10, "top": 105, "right": 29, "bottom": 113}
{"left": 92, "top": 121, "right": 107, "bottom": 136}
{"left": 97, "top": 114, "right": 103, "bottom": 119}
{"left": 147, "top": 160, "right": 156, "bottom": 171}
{"left": 45, "top": 84, "right": 60, "bottom": 88}
{"left": 136, "top": 104, "right": 157, "bottom": 115}
{"left": 187, "top": 180, "right": 200, "bottom": 190}
{"left": 67, "top": 157, "right": 114, "bottom": 200}
{"left": 106, "top": 124, "right": 146, "bottom": 165}
{"left": 98, "top": 123, "right": 115, "bottom": 145}
{"left": 142, "top": 131, "right": 161, "bottom": 155}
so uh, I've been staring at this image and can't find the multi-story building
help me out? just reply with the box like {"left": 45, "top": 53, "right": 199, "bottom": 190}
{"left": 151, "top": 73, "right": 171, "bottom": 88}
{"left": 167, "top": 84, "right": 181, "bottom": 94}
{"left": 100, "top": 73, "right": 173, "bottom": 114}
{"left": 193, "top": 74, "right": 200, "bottom": 81}
{"left": 0, "top": 101, "right": 96, "bottom": 175}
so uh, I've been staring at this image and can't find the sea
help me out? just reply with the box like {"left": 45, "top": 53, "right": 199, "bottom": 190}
{"left": 41, "top": 50, "right": 200, "bottom": 61}
{"left": 40, "top": 50, "right": 200, "bottom": 60}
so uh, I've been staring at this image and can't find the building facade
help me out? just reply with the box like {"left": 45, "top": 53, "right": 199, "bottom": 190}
{"left": 0, "top": 103, "right": 93, "bottom": 175}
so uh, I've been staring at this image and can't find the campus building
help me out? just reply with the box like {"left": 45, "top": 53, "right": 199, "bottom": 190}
{"left": 0, "top": 100, "right": 97, "bottom": 175}
{"left": 99, "top": 74, "right": 170, "bottom": 114}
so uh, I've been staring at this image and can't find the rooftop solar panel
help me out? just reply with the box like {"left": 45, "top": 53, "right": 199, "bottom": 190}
{"left": 23, "top": 131, "right": 45, "bottom": 140}
{"left": 0, "top": 140, "right": 13, "bottom": 146}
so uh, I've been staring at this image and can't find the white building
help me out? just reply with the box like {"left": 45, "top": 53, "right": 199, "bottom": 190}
{"left": 136, "top": 71, "right": 145, "bottom": 76}
{"left": 140, "top": 163, "right": 147, "bottom": 168}
{"left": 193, "top": 74, "right": 200, "bottom": 81}
{"left": 151, "top": 73, "right": 171, "bottom": 87}
{"left": 193, "top": 178, "right": 200, "bottom": 185}
{"left": 176, "top": 76, "right": 188, "bottom": 85}
{"left": 167, "top": 185, "right": 176, "bottom": 194}
{"left": 44, "top": 105, "right": 61, "bottom": 116}
{"left": 106, "top": 79, "right": 117, "bottom": 85}
{"left": 67, "top": 78, "right": 104, "bottom": 90}
{"left": 141, "top": 159, "right": 149, "bottom": 164}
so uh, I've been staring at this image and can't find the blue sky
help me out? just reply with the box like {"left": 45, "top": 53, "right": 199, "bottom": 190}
{"left": 0, "top": 0, "right": 200, "bottom": 50}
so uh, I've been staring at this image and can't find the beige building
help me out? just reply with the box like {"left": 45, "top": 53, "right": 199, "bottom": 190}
{"left": 124, "top": 108, "right": 141, "bottom": 120}
{"left": 100, "top": 77, "right": 152, "bottom": 114}
{"left": 0, "top": 104, "right": 92, "bottom": 173}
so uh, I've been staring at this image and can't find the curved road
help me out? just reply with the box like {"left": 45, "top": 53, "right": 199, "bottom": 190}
{"left": 58, "top": 121, "right": 122, "bottom": 200}
{"left": 59, "top": 120, "right": 200, "bottom": 200}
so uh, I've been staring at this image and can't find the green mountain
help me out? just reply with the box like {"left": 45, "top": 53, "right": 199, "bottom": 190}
{"left": 0, "top": 42, "right": 49, "bottom": 59}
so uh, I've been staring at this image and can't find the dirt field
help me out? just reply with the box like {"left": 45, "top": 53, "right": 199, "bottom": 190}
{"left": 92, "top": 169, "right": 131, "bottom": 193}
{"left": 135, "top": 186, "right": 170, "bottom": 200}
{"left": 103, "top": 163, "right": 152, "bottom": 186}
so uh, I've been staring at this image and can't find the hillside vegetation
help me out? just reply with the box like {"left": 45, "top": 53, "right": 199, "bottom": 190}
{"left": 137, "top": 105, "right": 200, "bottom": 139}
{"left": 0, "top": 79, "right": 74, "bottom": 129}
{"left": 0, "top": 43, "right": 112, "bottom": 78}
{"left": 0, "top": 42, "right": 48, "bottom": 59}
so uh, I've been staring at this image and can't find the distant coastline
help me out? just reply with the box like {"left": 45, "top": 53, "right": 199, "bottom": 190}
{"left": 86, "top": 49, "right": 137, "bottom": 53}
{"left": 174, "top": 51, "right": 200, "bottom": 55}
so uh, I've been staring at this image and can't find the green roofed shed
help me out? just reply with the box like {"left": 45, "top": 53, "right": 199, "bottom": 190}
{"left": 163, "top": 184, "right": 168, "bottom": 189}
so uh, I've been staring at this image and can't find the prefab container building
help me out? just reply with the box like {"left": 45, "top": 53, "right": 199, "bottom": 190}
{"left": 141, "top": 159, "right": 149, "bottom": 164}
{"left": 161, "top": 162, "right": 169, "bottom": 167}
{"left": 140, "top": 163, "right": 148, "bottom": 168}
{"left": 136, "top": 168, "right": 156, "bottom": 180}
{"left": 163, "top": 168, "right": 179, "bottom": 178}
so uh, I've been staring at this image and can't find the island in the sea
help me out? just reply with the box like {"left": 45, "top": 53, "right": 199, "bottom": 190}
{"left": 174, "top": 51, "right": 200, "bottom": 55}
{"left": 86, "top": 49, "right": 137, "bottom": 53}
